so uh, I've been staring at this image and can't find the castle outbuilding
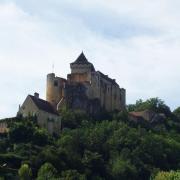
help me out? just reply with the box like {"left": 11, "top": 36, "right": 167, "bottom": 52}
{"left": 46, "top": 52, "right": 126, "bottom": 114}
{"left": 18, "top": 93, "right": 61, "bottom": 134}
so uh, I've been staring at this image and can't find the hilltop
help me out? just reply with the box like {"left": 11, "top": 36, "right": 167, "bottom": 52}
{"left": 0, "top": 98, "right": 180, "bottom": 179}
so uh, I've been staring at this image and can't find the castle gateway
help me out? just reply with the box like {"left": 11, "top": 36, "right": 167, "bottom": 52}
{"left": 46, "top": 52, "right": 126, "bottom": 114}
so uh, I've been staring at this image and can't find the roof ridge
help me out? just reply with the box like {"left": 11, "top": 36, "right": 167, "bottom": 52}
{"left": 29, "top": 95, "right": 59, "bottom": 115}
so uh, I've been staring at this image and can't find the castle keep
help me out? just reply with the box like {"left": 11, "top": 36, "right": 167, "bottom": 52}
{"left": 1, "top": 52, "right": 126, "bottom": 135}
{"left": 46, "top": 52, "right": 126, "bottom": 114}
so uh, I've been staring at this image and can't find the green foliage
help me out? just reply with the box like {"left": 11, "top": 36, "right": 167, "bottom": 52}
{"left": 8, "top": 120, "right": 34, "bottom": 143}
{"left": 110, "top": 157, "right": 137, "bottom": 180}
{"left": 8, "top": 118, "right": 50, "bottom": 146}
{"left": 61, "top": 109, "right": 89, "bottom": 129}
{"left": 127, "top": 98, "right": 171, "bottom": 116}
{"left": 113, "top": 110, "right": 129, "bottom": 122}
{"left": 154, "top": 170, "right": 180, "bottom": 180}
{"left": 18, "top": 164, "right": 32, "bottom": 180}
{"left": 60, "top": 170, "right": 86, "bottom": 180}
{"left": 32, "top": 128, "right": 49, "bottom": 146}
{"left": 173, "top": 107, "right": 180, "bottom": 120}
{"left": 37, "top": 162, "right": 58, "bottom": 180}
{"left": 1, "top": 98, "right": 180, "bottom": 179}
{"left": 34, "top": 145, "right": 61, "bottom": 171}
{"left": 0, "top": 139, "right": 8, "bottom": 153}
{"left": 82, "top": 150, "right": 105, "bottom": 178}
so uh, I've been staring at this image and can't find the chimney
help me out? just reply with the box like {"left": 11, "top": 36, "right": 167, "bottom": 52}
{"left": 34, "top": 92, "right": 39, "bottom": 98}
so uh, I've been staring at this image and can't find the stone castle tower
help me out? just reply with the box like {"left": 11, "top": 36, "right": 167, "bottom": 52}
{"left": 46, "top": 52, "right": 126, "bottom": 114}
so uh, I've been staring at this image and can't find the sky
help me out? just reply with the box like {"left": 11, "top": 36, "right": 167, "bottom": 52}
{"left": 0, "top": 0, "right": 180, "bottom": 119}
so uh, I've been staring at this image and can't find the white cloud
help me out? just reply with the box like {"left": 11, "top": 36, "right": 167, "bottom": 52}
{"left": 0, "top": 0, "right": 180, "bottom": 118}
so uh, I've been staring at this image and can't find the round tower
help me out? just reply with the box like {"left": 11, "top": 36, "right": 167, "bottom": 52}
{"left": 46, "top": 73, "right": 56, "bottom": 106}
{"left": 46, "top": 73, "right": 65, "bottom": 109}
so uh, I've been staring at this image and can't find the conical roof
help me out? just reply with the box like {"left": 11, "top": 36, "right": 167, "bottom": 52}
{"left": 72, "top": 52, "right": 90, "bottom": 64}
{"left": 70, "top": 52, "right": 95, "bottom": 71}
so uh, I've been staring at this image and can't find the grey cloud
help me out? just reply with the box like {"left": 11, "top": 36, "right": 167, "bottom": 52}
{"left": 0, "top": 1, "right": 180, "bottom": 118}
{"left": 12, "top": 0, "right": 160, "bottom": 39}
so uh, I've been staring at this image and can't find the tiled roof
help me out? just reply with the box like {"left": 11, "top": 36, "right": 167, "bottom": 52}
{"left": 29, "top": 95, "right": 59, "bottom": 115}
{"left": 129, "top": 110, "right": 166, "bottom": 124}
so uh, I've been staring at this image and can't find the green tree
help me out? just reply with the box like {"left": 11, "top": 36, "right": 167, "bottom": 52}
{"left": 127, "top": 98, "right": 171, "bottom": 116}
{"left": 154, "top": 170, "right": 180, "bottom": 180}
{"left": 61, "top": 109, "right": 89, "bottom": 129}
{"left": 61, "top": 170, "right": 86, "bottom": 180}
{"left": 37, "top": 162, "right": 58, "bottom": 180}
{"left": 18, "top": 164, "right": 32, "bottom": 180}
{"left": 173, "top": 107, "right": 180, "bottom": 120}
{"left": 8, "top": 120, "right": 34, "bottom": 143}
{"left": 82, "top": 150, "right": 105, "bottom": 177}
{"left": 110, "top": 157, "right": 137, "bottom": 180}
{"left": 33, "top": 128, "right": 49, "bottom": 146}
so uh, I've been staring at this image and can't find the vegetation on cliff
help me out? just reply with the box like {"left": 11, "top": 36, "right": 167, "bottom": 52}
{"left": 0, "top": 98, "right": 180, "bottom": 180}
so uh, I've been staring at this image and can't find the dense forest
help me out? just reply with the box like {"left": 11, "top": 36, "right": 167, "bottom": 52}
{"left": 1, "top": 98, "right": 180, "bottom": 180}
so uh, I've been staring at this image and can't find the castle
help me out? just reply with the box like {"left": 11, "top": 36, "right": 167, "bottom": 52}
{"left": 0, "top": 52, "right": 126, "bottom": 134}
{"left": 46, "top": 52, "right": 126, "bottom": 114}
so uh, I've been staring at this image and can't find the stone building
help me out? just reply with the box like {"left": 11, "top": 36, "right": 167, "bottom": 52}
{"left": 18, "top": 93, "right": 61, "bottom": 134}
{"left": 46, "top": 52, "right": 126, "bottom": 114}
{"left": 129, "top": 110, "right": 166, "bottom": 124}
{"left": 0, "top": 120, "right": 9, "bottom": 134}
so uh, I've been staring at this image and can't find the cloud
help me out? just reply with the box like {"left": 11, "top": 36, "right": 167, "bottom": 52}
{"left": 0, "top": 0, "right": 180, "bottom": 118}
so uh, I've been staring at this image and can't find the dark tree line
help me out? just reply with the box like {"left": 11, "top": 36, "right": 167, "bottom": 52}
{"left": 0, "top": 98, "right": 180, "bottom": 179}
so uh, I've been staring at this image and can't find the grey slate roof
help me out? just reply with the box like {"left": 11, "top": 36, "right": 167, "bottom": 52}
{"left": 72, "top": 52, "right": 89, "bottom": 64}
{"left": 29, "top": 95, "right": 59, "bottom": 115}
{"left": 97, "top": 71, "right": 117, "bottom": 85}
{"left": 71, "top": 52, "right": 95, "bottom": 71}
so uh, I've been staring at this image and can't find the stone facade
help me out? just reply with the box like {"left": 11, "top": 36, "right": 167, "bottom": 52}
{"left": 18, "top": 93, "right": 61, "bottom": 134}
{"left": 46, "top": 52, "right": 126, "bottom": 114}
